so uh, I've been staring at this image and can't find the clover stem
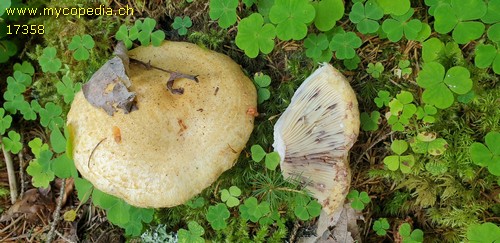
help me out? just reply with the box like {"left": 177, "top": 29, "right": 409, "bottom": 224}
{"left": 1, "top": 135, "right": 18, "bottom": 204}
{"left": 18, "top": 131, "right": 25, "bottom": 199}
{"left": 18, "top": 151, "right": 25, "bottom": 199}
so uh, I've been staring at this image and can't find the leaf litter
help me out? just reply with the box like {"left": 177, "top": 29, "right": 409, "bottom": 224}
{"left": 83, "top": 42, "right": 199, "bottom": 116}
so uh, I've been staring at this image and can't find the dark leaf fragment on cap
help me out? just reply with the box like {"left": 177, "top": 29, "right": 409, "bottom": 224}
{"left": 82, "top": 56, "right": 137, "bottom": 116}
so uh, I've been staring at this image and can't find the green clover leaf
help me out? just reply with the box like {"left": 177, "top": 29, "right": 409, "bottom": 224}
{"left": 366, "top": 62, "right": 384, "bottom": 78}
{"left": 415, "top": 104, "right": 437, "bottom": 123}
{"left": 220, "top": 186, "right": 241, "bottom": 207}
{"left": 376, "top": 0, "right": 410, "bottom": 15}
{"left": 293, "top": 194, "right": 321, "bottom": 220}
{"left": 254, "top": 72, "right": 272, "bottom": 104}
{"left": 304, "top": 33, "right": 331, "bottom": 62}
{"left": 388, "top": 91, "right": 416, "bottom": 117}
{"left": 3, "top": 91, "right": 25, "bottom": 114}
{"left": 250, "top": 144, "right": 281, "bottom": 170}
{"left": 0, "top": 109, "right": 12, "bottom": 135}
{"left": 209, "top": 0, "right": 238, "bottom": 29}
{"left": 251, "top": 144, "right": 267, "bottom": 162}
{"left": 475, "top": 44, "right": 500, "bottom": 75}
{"left": 186, "top": 197, "right": 206, "bottom": 209}
{"left": 255, "top": 0, "right": 275, "bottom": 22}
{"left": 13, "top": 61, "right": 35, "bottom": 76}
{"left": 398, "top": 60, "right": 412, "bottom": 77}
{"left": 349, "top": 0, "right": 384, "bottom": 34}
{"left": 387, "top": 114, "right": 408, "bottom": 132}
{"left": 7, "top": 70, "right": 31, "bottom": 91}
{"left": 344, "top": 54, "right": 361, "bottom": 70}
{"left": 360, "top": 111, "right": 380, "bottom": 132}
{"left": 206, "top": 203, "right": 230, "bottom": 230}
{"left": 0, "top": 40, "right": 17, "bottom": 63}
{"left": 52, "top": 153, "right": 78, "bottom": 178}
{"left": 382, "top": 8, "right": 423, "bottom": 42}
{"left": 312, "top": 0, "right": 344, "bottom": 32}
{"left": 265, "top": 152, "right": 280, "bottom": 170}
{"left": 467, "top": 223, "right": 500, "bottom": 243}
{"left": 347, "top": 190, "right": 371, "bottom": 211}
{"left": 39, "top": 47, "right": 62, "bottom": 73}
{"left": 254, "top": 72, "right": 271, "bottom": 88}
{"left": 19, "top": 100, "right": 37, "bottom": 121}
{"left": 137, "top": 18, "right": 165, "bottom": 47}
{"left": 470, "top": 131, "right": 500, "bottom": 176}
{"left": 26, "top": 150, "right": 55, "bottom": 188}
{"left": 39, "top": 102, "right": 64, "bottom": 130}
{"left": 26, "top": 161, "right": 55, "bottom": 189}
{"left": 28, "top": 138, "right": 49, "bottom": 158}
{"left": 4, "top": 72, "right": 33, "bottom": 117}
{"left": 421, "top": 37, "right": 444, "bottom": 63}
{"left": 410, "top": 132, "right": 448, "bottom": 155}
{"left": 123, "top": 207, "right": 154, "bottom": 236}
{"left": 92, "top": 189, "right": 131, "bottom": 226}
{"left": 488, "top": 23, "right": 500, "bottom": 43}
{"left": 2, "top": 130, "right": 22, "bottom": 153}
{"left": 414, "top": 22, "right": 432, "bottom": 42}
{"left": 374, "top": 90, "right": 391, "bottom": 108}
{"left": 68, "top": 34, "right": 95, "bottom": 61}
{"left": 481, "top": 0, "right": 500, "bottom": 24}
{"left": 433, "top": 0, "right": 487, "bottom": 44}
{"left": 399, "top": 223, "right": 424, "bottom": 243}
{"left": 269, "top": 0, "right": 316, "bottom": 41}
{"left": 417, "top": 62, "right": 473, "bottom": 109}
{"left": 50, "top": 126, "right": 66, "bottom": 153}
{"left": 329, "top": 32, "right": 362, "bottom": 60}
{"left": 235, "top": 13, "right": 276, "bottom": 58}
{"left": 373, "top": 218, "right": 390, "bottom": 236}
{"left": 0, "top": 0, "right": 11, "bottom": 17}
{"left": 115, "top": 25, "right": 139, "bottom": 49}
{"left": 243, "top": 0, "right": 255, "bottom": 7}
{"left": 172, "top": 16, "right": 193, "bottom": 36}
{"left": 421, "top": 38, "right": 463, "bottom": 64}
{"left": 259, "top": 210, "right": 282, "bottom": 226}
{"left": 383, "top": 140, "right": 415, "bottom": 173}
{"left": 56, "top": 75, "right": 82, "bottom": 104}
{"left": 239, "top": 197, "right": 271, "bottom": 223}
{"left": 178, "top": 221, "right": 205, "bottom": 243}
{"left": 74, "top": 177, "right": 93, "bottom": 204}
{"left": 391, "top": 139, "right": 408, "bottom": 155}
{"left": 424, "top": 0, "right": 451, "bottom": 16}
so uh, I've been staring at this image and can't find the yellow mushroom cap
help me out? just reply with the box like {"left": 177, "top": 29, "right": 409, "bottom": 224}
{"left": 273, "top": 63, "right": 359, "bottom": 214}
{"left": 67, "top": 41, "right": 257, "bottom": 208}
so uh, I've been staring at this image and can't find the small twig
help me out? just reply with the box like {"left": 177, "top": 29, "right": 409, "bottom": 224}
{"left": 88, "top": 138, "right": 107, "bottom": 168}
{"left": 129, "top": 57, "right": 199, "bottom": 94}
{"left": 289, "top": 220, "right": 300, "bottom": 243}
{"left": 1, "top": 135, "right": 18, "bottom": 204}
{"left": 355, "top": 130, "right": 395, "bottom": 165}
{"left": 275, "top": 187, "right": 307, "bottom": 195}
{"left": 0, "top": 216, "right": 23, "bottom": 234}
{"left": 46, "top": 178, "right": 67, "bottom": 243}
{"left": 55, "top": 230, "right": 76, "bottom": 243}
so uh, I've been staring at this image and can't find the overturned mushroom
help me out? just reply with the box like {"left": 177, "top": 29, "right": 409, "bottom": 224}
{"left": 273, "top": 63, "right": 359, "bottom": 215}
{"left": 67, "top": 41, "right": 257, "bottom": 208}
